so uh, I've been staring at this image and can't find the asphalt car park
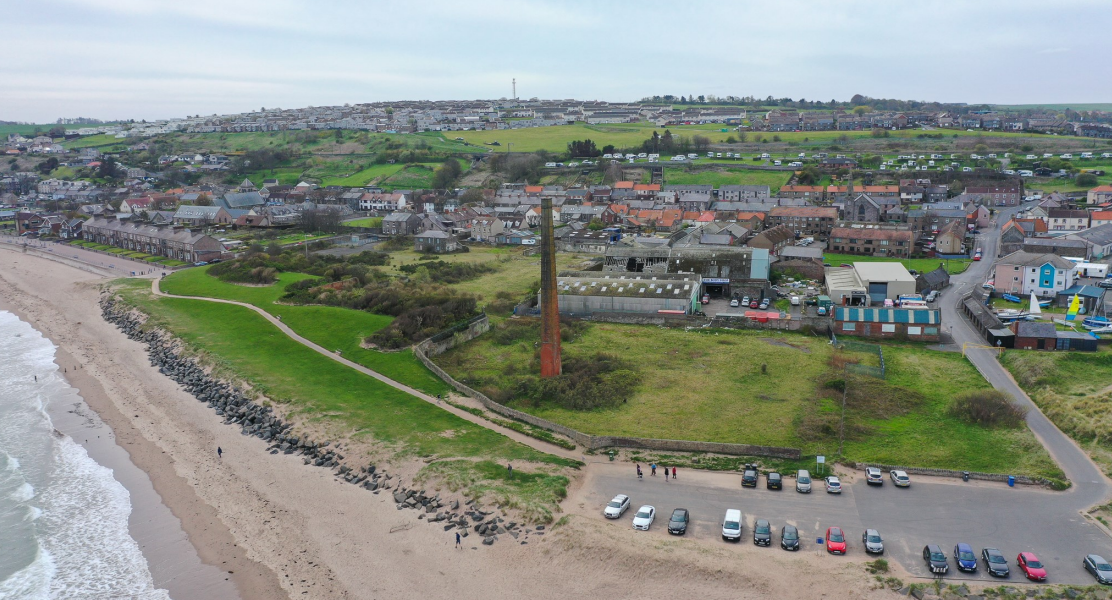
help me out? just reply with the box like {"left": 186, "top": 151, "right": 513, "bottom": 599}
{"left": 585, "top": 464, "right": 1112, "bottom": 585}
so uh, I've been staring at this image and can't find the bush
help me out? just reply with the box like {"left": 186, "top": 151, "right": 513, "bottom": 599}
{"left": 398, "top": 260, "right": 497, "bottom": 284}
{"left": 949, "top": 390, "right": 1027, "bottom": 428}
{"left": 511, "top": 353, "right": 641, "bottom": 411}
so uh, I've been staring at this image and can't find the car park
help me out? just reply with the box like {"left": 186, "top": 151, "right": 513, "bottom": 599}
{"left": 632, "top": 506, "right": 656, "bottom": 531}
{"left": 954, "top": 543, "right": 978, "bottom": 572}
{"left": 1017, "top": 552, "right": 1047, "bottom": 581}
{"left": 863, "top": 529, "right": 884, "bottom": 554}
{"left": 753, "top": 519, "right": 772, "bottom": 546}
{"left": 865, "top": 467, "right": 883, "bottom": 485}
{"left": 667, "top": 508, "right": 689, "bottom": 535}
{"left": 826, "top": 527, "right": 847, "bottom": 554}
{"left": 982, "top": 547, "right": 1010, "bottom": 577}
{"left": 924, "top": 545, "right": 949, "bottom": 574}
{"left": 796, "top": 470, "right": 812, "bottom": 493}
{"left": 742, "top": 468, "right": 759, "bottom": 487}
{"left": 603, "top": 494, "right": 630, "bottom": 519}
{"left": 1085, "top": 554, "right": 1112, "bottom": 584}
{"left": 766, "top": 472, "right": 782, "bottom": 490}
{"left": 781, "top": 525, "right": 800, "bottom": 551}
{"left": 825, "top": 476, "right": 842, "bottom": 494}
{"left": 722, "top": 509, "right": 743, "bottom": 541}
{"left": 890, "top": 470, "right": 910, "bottom": 487}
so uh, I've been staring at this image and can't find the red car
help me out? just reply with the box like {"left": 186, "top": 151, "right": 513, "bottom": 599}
{"left": 1017, "top": 552, "right": 1047, "bottom": 581}
{"left": 749, "top": 299, "right": 759, "bottom": 308}
{"left": 826, "top": 527, "right": 847, "bottom": 554}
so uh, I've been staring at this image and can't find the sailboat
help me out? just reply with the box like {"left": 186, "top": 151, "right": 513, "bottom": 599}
{"left": 1028, "top": 292, "right": 1043, "bottom": 319}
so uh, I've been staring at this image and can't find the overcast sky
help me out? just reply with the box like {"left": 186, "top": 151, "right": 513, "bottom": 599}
{"left": 4, "top": 0, "right": 1110, "bottom": 123}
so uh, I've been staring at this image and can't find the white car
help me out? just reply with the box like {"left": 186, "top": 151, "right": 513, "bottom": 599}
{"left": 790, "top": 296, "right": 801, "bottom": 306}
{"left": 890, "top": 470, "right": 911, "bottom": 487}
{"left": 632, "top": 505, "right": 656, "bottom": 530}
{"left": 865, "top": 467, "right": 884, "bottom": 485}
{"left": 825, "top": 476, "right": 842, "bottom": 494}
{"left": 604, "top": 494, "right": 630, "bottom": 519}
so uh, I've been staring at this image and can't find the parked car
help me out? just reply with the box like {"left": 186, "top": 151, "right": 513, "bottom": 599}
{"left": 790, "top": 295, "right": 801, "bottom": 306}
{"left": 753, "top": 519, "right": 772, "bottom": 546}
{"left": 749, "top": 299, "right": 759, "bottom": 308}
{"left": 742, "top": 468, "right": 759, "bottom": 487}
{"left": 1017, "top": 552, "right": 1047, "bottom": 581}
{"left": 923, "top": 545, "right": 949, "bottom": 574}
{"left": 759, "top": 299, "right": 770, "bottom": 309}
{"left": 865, "top": 467, "right": 884, "bottom": 485}
{"left": 954, "top": 543, "right": 978, "bottom": 572}
{"left": 781, "top": 525, "right": 800, "bottom": 551}
{"left": 890, "top": 470, "right": 911, "bottom": 487}
{"left": 1084, "top": 554, "right": 1112, "bottom": 585}
{"left": 796, "top": 470, "right": 812, "bottom": 493}
{"left": 826, "top": 527, "right": 847, "bottom": 554}
{"left": 982, "top": 547, "right": 1010, "bottom": 577}
{"left": 766, "top": 472, "right": 782, "bottom": 490}
{"left": 722, "top": 509, "right": 743, "bottom": 541}
{"left": 825, "top": 476, "right": 842, "bottom": 494}
{"left": 729, "top": 298, "right": 740, "bottom": 307}
{"left": 701, "top": 294, "right": 710, "bottom": 304}
{"left": 603, "top": 494, "right": 630, "bottom": 519}
{"left": 863, "top": 529, "right": 884, "bottom": 554}
{"left": 925, "top": 290, "right": 939, "bottom": 302}
{"left": 667, "top": 508, "right": 689, "bottom": 535}
{"left": 632, "top": 505, "right": 656, "bottom": 531}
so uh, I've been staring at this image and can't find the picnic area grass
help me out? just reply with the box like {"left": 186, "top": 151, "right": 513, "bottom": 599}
{"left": 822, "top": 253, "right": 971, "bottom": 275}
{"left": 663, "top": 168, "right": 793, "bottom": 191}
{"left": 111, "top": 278, "right": 577, "bottom": 519}
{"left": 435, "top": 323, "right": 1062, "bottom": 480}
{"left": 1001, "top": 344, "right": 1112, "bottom": 474}
{"left": 159, "top": 267, "right": 449, "bottom": 395}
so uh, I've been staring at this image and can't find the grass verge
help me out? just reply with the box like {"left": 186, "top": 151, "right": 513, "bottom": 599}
{"left": 414, "top": 460, "right": 570, "bottom": 523}
{"left": 822, "top": 253, "right": 970, "bottom": 275}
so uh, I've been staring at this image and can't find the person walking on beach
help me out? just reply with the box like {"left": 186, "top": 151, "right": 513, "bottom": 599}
{"left": 455, "top": 532, "right": 462, "bottom": 549}
{"left": 650, "top": 463, "right": 656, "bottom": 476}
{"left": 672, "top": 466, "right": 677, "bottom": 479}
{"left": 217, "top": 446, "right": 223, "bottom": 459}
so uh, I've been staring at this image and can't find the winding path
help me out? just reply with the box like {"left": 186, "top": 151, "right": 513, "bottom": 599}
{"left": 150, "top": 278, "right": 585, "bottom": 462}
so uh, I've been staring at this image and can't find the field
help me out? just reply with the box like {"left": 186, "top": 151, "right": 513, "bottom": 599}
{"left": 821, "top": 253, "right": 971, "bottom": 275}
{"left": 1001, "top": 345, "right": 1112, "bottom": 474}
{"left": 159, "top": 267, "right": 448, "bottom": 395}
{"left": 435, "top": 323, "right": 1062, "bottom": 480}
{"left": 320, "top": 163, "right": 406, "bottom": 187}
{"left": 343, "top": 217, "right": 383, "bottom": 228}
{"left": 663, "top": 167, "right": 792, "bottom": 191}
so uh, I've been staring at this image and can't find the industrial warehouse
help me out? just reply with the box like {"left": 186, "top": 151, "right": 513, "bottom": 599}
{"left": 551, "top": 271, "right": 701, "bottom": 316}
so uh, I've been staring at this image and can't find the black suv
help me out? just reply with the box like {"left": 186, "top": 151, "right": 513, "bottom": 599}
{"left": 742, "top": 469, "right": 759, "bottom": 487}
{"left": 923, "top": 545, "right": 949, "bottom": 574}
{"left": 781, "top": 525, "right": 800, "bottom": 551}
{"left": 766, "top": 472, "right": 782, "bottom": 490}
{"left": 981, "top": 547, "right": 1010, "bottom": 577}
{"left": 753, "top": 519, "right": 772, "bottom": 546}
{"left": 667, "top": 508, "right": 689, "bottom": 535}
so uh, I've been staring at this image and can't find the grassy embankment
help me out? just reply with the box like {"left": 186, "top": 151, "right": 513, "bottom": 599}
{"left": 435, "top": 322, "right": 1062, "bottom": 480}
{"left": 822, "top": 253, "right": 971, "bottom": 275}
{"left": 114, "top": 277, "right": 577, "bottom": 521}
{"left": 662, "top": 168, "right": 792, "bottom": 191}
{"left": 343, "top": 217, "right": 384, "bottom": 228}
{"left": 159, "top": 267, "right": 448, "bottom": 395}
{"left": 1001, "top": 345, "right": 1112, "bottom": 474}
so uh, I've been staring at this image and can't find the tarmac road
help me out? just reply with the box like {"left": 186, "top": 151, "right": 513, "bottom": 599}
{"left": 584, "top": 462, "right": 1112, "bottom": 585}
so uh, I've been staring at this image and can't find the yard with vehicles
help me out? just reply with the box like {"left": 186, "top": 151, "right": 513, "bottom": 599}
{"left": 112, "top": 277, "right": 578, "bottom": 521}
{"left": 1001, "top": 344, "right": 1112, "bottom": 474}
{"left": 822, "top": 253, "right": 971, "bottom": 275}
{"left": 434, "top": 321, "right": 1062, "bottom": 481}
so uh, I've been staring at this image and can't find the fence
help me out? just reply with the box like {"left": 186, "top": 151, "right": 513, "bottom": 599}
{"left": 832, "top": 338, "right": 886, "bottom": 379}
{"left": 414, "top": 319, "right": 801, "bottom": 459}
{"left": 854, "top": 462, "right": 1049, "bottom": 486}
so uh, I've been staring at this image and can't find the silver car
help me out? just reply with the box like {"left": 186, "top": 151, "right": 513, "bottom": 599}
{"left": 863, "top": 529, "right": 884, "bottom": 554}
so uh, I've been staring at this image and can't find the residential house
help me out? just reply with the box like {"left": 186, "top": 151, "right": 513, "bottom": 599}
{"left": 733, "top": 212, "right": 766, "bottom": 232}
{"left": 1064, "top": 224, "right": 1112, "bottom": 259}
{"left": 718, "top": 185, "right": 771, "bottom": 202}
{"left": 564, "top": 230, "right": 619, "bottom": 253}
{"left": 828, "top": 225, "right": 915, "bottom": 258}
{"left": 413, "top": 230, "right": 459, "bottom": 253}
{"left": 778, "top": 185, "right": 825, "bottom": 201}
{"left": 471, "top": 215, "right": 504, "bottom": 241}
{"left": 83, "top": 217, "right": 225, "bottom": 263}
{"left": 933, "top": 221, "right": 967, "bottom": 255}
{"left": 1087, "top": 185, "right": 1112, "bottom": 205}
{"left": 992, "top": 251, "right": 1077, "bottom": 298}
{"left": 907, "top": 208, "right": 967, "bottom": 234}
{"left": 1022, "top": 237, "right": 1089, "bottom": 257}
{"left": 172, "top": 205, "right": 233, "bottom": 226}
{"left": 118, "top": 197, "right": 153, "bottom": 214}
{"left": 745, "top": 224, "right": 794, "bottom": 256}
{"left": 381, "top": 212, "right": 422, "bottom": 236}
{"left": 767, "top": 206, "right": 838, "bottom": 237}
{"left": 965, "top": 185, "right": 1021, "bottom": 207}
{"left": 358, "top": 192, "right": 409, "bottom": 211}
{"left": 1047, "top": 208, "right": 1090, "bottom": 232}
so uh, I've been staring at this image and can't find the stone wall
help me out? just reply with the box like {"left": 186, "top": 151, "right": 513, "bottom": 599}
{"left": 415, "top": 327, "right": 802, "bottom": 459}
{"left": 854, "top": 462, "right": 1049, "bottom": 486}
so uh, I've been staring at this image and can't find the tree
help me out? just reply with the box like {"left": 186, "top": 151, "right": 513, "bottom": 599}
{"left": 459, "top": 188, "right": 486, "bottom": 205}
{"left": 853, "top": 106, "right": 870, "bottom": 116}
{"left": 36, "top": 157, "right": 59, "bottom": 175}
{"left": 1076, "top": 172, "right": 1099, "bottom": 187}
{"left": 567, "top": 139, "right": 601, "bottom": 157}
{"left": 796, "top": 166, "right": 821, "bottom": 185}
{"left": 194, "top": 193, "right": 213, "bottom": 206}
{"left": 432, "top": 158, "right": 462, "bottom": 189}
{"left": 97, "top": 156, "right": 119, "bottom": 180}
{"left": 299, "top": 205, "right": 343, "bottom": 233}
{"left": 601, "top": 144, "right": 616, "bottom": 155}
{"left": 587, "top": 218, "right": 604, "bottom": 230}
{"left": 692, "top": 135, "right": 711, "bottom": 152}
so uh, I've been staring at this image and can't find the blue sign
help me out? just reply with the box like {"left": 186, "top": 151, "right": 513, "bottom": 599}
{"left": 702, "top": 278, "right": 730, "bottom": 284}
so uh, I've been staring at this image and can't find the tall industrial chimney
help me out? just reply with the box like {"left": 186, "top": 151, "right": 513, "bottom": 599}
{"left": 539, "top": 196, "right": 562, "bottom": 378}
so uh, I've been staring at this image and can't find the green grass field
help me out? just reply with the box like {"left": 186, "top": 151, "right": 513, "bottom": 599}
{"left": 159, "top": 267, "right": 449, "bottom": 395}
{"left": 663, "top": 168, "right": 793, "bottom": 191}
{"left": 343, "top": 217, "right": 383, "bottom": 228}
{"left": 435, "top": 323, "right": 1061, "bottom": 479}
{"left": 822, "top": 253, "right": 971, "bottom": 275}
{"left": 1002, "top": 345, "right": 1112, "bottom": 474}
{"left": 321, "top": 163, "right": 406, "bottom": 187}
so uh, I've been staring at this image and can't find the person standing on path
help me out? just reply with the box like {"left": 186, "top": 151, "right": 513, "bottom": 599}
{"left": 672, "top": 466, "right": 676, "bottom": 479}
{"left": 455, "top": 532, "right": 461, "bottom": 548}
{"left": 507, "top": 463, "right": 513, "bottom": 479}
{"left": 650, "top": 463, "right": 656, "bottom": 476}
{"left": 663, "top": 466, "right": 668, "bottom": 482}
{"left": 217, "top": 446, "right": 223, "bottom": 459}
{"left": 636, "top": 464, "right": 642, "bottom": 479}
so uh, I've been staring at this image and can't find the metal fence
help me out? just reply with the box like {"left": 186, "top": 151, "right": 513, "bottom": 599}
{"left": 831, "top": 336, "right": 886, "bottom": 379}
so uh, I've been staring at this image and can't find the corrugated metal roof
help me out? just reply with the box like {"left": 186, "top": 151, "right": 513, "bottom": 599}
{"left": 835, "top": 307, "right": 940, "bottom": 324}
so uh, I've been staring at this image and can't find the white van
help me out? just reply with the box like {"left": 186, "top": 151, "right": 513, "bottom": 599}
{"left": 796, "top": 470, "right": 812, "bottom": 493}
{"left": 722, "top": 509, "right": 743, "bottom": 541}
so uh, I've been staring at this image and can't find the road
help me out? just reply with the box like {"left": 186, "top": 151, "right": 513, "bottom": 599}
{"left": 579, "top": 463, "right": 1112, "bottom": 585}
{"left": 0, "top": 235, "right": 163, "bottom": 277}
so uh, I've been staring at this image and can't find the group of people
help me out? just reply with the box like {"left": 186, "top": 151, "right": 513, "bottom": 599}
{"left": 636, "top": 463, "right": 676, "bottom": 480}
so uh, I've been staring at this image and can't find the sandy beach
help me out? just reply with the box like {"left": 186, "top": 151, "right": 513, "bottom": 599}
{"left": 0, "top": 246, "right": 890, "bottom": 600}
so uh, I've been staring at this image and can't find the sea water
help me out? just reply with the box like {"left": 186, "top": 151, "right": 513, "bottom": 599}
{"left": 0, "top": 310, "right": 170, "bottom": 599}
